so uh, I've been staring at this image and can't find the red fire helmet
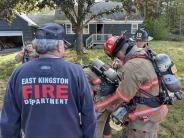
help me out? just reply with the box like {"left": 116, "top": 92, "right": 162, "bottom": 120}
{"left": 104, "top": 36, "right": 119, "bottom": 57}
{"left": 104, "top": 35, "right": 126, "bottom": 57}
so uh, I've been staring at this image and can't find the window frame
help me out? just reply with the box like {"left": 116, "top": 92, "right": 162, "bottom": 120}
{"left": 65, "top": 23, "right": 89, "bottom": 34}
{"left": 65, "top": 24, "right": 75, "bottom": 34}
{"left": 83, "top": 24, "right": 89, "bottom": 34}
{"left": 131, "top": 23, "right": 138, "bottom": 34}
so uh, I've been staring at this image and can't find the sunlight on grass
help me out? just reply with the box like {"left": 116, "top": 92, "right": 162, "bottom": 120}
{"left": 0, "top": 53, "right": 17, "bottom": 63}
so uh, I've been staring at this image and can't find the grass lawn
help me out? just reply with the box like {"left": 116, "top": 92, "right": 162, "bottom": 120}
{"left": 0, "top": 41, "right": 184, "bottom": 138}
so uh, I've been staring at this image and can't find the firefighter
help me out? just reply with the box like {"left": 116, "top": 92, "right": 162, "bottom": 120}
{"left": 95, "top": 35, "right": 168, "bottom": 138}
{"left": 112, "top": 28, "right": 153, "bottom": 69}
{"left": 15, "top": 41, "right": 38, "bottom": 63}
{"left": 133, "top": 28, "right": 154, "bottom": 49}
{"left": 84, "top": 67, "right": 112, "bottom": 138}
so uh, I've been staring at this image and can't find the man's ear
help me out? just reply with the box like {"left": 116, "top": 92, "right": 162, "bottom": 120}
{"left": 57, "top": 40, "right": 65, "bottom": 55}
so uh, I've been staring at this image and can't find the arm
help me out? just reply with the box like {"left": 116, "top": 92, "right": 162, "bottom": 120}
{"left": 15, "top": 50, "right": 24, "bottom": 62}
{"left": 95, "top": 62, "right": 141, "bottom": 111}
{"left": 79, "top": 69, "right": 96, "bottom": 138}
{"left": 0, "top": 74, "right": 21, "bottom": 138}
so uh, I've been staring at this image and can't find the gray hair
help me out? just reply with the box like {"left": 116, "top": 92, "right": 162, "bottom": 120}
{"left": 32, "top": 39, "right": 63, "bottom": 54}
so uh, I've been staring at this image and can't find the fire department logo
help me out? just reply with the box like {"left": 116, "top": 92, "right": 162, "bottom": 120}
{"left": 21, "top": 77, "right": 69, "bottom": 105}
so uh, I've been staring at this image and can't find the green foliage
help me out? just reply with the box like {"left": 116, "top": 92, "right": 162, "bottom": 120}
{"left": 144, "top": 16, "right": 170, "bottom": 40}
{"left": 0, "top": 53, "right": 20, "bottom": 108}
{"left": 0, "top": 0, "right": 39, "bottom": 21}
{"left": 166, "top": 0, "right": 184, "bottom": 35}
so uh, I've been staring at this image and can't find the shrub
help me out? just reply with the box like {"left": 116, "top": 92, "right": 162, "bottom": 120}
{"left": 144, "top": 16, "right": 170, "bottom": 40}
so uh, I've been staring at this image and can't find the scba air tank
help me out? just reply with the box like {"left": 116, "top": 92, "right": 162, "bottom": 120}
{"left": 155, "top": 54, "right": 181, "bottom": 93}
{"left": 91, "top": 59, "right": 119, "bottom": 82}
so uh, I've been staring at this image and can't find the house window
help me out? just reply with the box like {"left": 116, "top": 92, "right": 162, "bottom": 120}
{"left": 66, "top": 24, "right": 75, "bottom": 34}
{"left": 72, "top": 25, "right": 76, "bottom": 34}
{"left": 131, "top": 24, "right": 138, "bottom": 34}
{"left": 66, "top": 24, "right": 72, "bottom": 34}
{"left": 66, "top": 23, "right": 89, "bottom": 34}
{"left": 83, "top": 24, "right": 89, "bottom": 34}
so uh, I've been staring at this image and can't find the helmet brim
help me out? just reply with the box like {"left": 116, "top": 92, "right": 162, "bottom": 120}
{"left": 130, "top": 36, "right": 154, "bottom": 42}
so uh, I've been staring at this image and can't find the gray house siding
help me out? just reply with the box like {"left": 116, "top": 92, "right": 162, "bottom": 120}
{"left": 65, "top": 34, "right": 91, "bottom": 46}
{"left": 63, "top": 23, "right": 135, "bottom": 46}
{"left": 64, "top": 24, "right": 97, "bottom": 45}
{"left": 64, "top": 34, "right": 75, "bottom": 44}
{"left": 0, "top": 16, "right": 34, "bottom": 41}
{"left": 104, "top": 24, "right": 132, "bottom": 37}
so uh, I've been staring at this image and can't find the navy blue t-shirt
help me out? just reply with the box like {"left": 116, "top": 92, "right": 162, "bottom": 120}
{"left": 0, "top": 58, "right": 96, "bottom": 138}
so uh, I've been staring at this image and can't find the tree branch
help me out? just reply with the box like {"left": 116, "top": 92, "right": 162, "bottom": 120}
{"left": 84, "top": 5, "right": 124, "bottom": 25}
{"left": 77, "top": 0, "right": 86, "bottom": 26}
{"left": 58, "top": 1, "right": 77, "bottom": 25}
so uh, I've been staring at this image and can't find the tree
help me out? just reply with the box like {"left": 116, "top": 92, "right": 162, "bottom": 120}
{"left": 0, "top": 0, "right": 125, "bottom": 54}
{"left": 56, "top": 0, "right": 126, "bottom": 54}
{"left": 166, "top": 0, "right": 184, "bottom": 35}
{"left": 111, "top": 0, "right": 164, "bottom": 21}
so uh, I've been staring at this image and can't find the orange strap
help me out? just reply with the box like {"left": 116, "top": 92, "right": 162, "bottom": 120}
{"left": 95, "top": 94, "right": 118, "bottom": 110}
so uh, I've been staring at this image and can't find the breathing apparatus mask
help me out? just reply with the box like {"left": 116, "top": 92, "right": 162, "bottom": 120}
{"left": 89, "top": 59, "right": 119, "bottom": 96}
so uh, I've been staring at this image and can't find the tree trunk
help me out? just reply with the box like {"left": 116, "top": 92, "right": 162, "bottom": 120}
{"left": 179, "top": 14, "right": 182, "bottom": 36}
{"left": 75, "top": 28, "right": 84, "bottom": 55}
{"left": 144, "top": 0, "right": 148, "bottom": 19}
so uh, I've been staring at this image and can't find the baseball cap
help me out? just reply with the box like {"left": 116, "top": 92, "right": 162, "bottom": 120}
{"left": 36, "top": 23, "right": 65, "bottom": 40}
{"left": 35, "top": 23, "right": 70, "bottom": 48}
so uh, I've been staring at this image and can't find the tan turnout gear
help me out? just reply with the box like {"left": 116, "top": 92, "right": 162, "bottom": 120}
{"left": 83, "top": 68, "right": 113, "bottom": 138}
{"left": 95, "top": 46, "right": 168, "bottom": 138}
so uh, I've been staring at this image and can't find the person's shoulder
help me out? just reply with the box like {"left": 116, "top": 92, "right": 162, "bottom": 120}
{"left": 9, "top": 62, "right": 28, "bottom": 79}
{"left": 14, "top": 61, "right": 32, "bottom": 71}
{"left": 121, "top": 58, "right": 146, "bottom": 73}
{"left": 123, "top": 60, "right": 138, "bottom": 69}
{"left": 64, "top": 60, "right": 82, "bottom": 69}
{"left": 30, "top": 50, "right": 38, "bottom": 56}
